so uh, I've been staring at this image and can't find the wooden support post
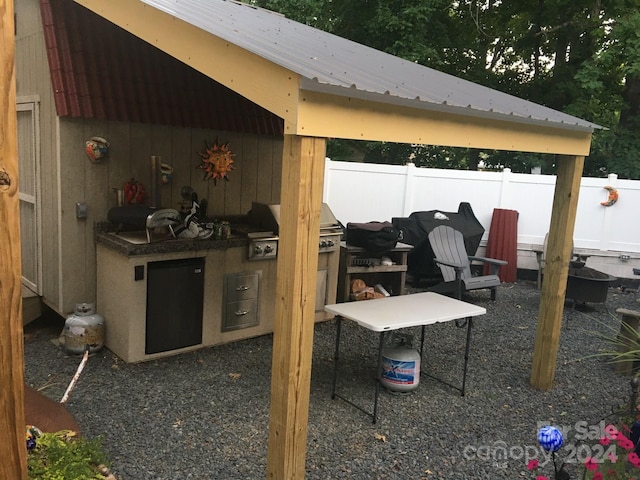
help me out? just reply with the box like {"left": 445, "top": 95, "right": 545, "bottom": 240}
{"left": 530, "top": 155, "right": 584, "bottom": 390}
{"left": 0, "top": 1, "right": 28, "bottom": 478}
{"left": 266, "top": 135, "right": 326, "bottom": 479}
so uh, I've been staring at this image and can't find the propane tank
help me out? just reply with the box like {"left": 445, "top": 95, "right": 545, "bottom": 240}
{"left": 380, "top": 333, "right": 421, "bottom": 392}
{"left": 63, "top": 303, "right": 105, "bottom": 354}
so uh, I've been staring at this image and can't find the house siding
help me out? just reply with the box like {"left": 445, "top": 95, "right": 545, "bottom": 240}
{"left": 55, "top": 118, "right": 283, "bottom": 315}
{"left": 16, "top": 0, "right": 61, "bottom": 309}
{"left": 16, "top": 0, "right": 284, "bottom": 316}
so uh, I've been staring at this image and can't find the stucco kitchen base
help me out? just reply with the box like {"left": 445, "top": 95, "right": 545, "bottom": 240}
{"left": 96, "top": 243, "right": 278, "bottom": 363}
{"left": 96, "top": 237, "right": 337, "bottom": 363}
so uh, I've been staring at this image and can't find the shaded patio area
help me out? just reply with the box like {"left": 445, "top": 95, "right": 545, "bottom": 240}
{"left": 24, "top": 281, "right": 638, "bottom": 479}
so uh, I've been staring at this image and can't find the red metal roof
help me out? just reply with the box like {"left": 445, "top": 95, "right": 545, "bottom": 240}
{"left": 39, "top": 0, "right": 283, "bottom": 136}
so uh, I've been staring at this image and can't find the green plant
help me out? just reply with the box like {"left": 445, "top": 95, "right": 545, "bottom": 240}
{"left": 580, "top": 313, "right": 640, "bottom": 374}
{"left": 27, "top": 430, "right": 110, "bottom": 480}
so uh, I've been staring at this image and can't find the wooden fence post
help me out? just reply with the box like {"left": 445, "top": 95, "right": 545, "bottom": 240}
{"left": 0, "top": 0, "right": 28, "bottom": 477}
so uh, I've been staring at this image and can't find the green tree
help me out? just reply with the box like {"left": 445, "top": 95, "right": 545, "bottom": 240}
{"left": 569, "top": 9, "right": 640, "bottom": 178}
{"left": 249, "top": 0, "right": 640, "bottom": 179}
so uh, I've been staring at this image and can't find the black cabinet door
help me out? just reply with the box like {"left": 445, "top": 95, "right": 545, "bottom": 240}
{"left": 145, "top": 257, "right": 204, "bottom": 354}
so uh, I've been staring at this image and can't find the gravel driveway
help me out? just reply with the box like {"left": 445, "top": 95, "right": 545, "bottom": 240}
{"left": 24, "top": 281, "right": 640, "bottom": 479}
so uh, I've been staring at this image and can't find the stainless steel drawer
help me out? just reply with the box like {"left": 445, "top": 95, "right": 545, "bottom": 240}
{"left": 222, "top": 271, "right": 261, "bottom": 332}
{"left": 222, "top": 299, "right": 258, "bottom": 332}
{"left": 225, "top": 272, "right": 260, "bottom": 302}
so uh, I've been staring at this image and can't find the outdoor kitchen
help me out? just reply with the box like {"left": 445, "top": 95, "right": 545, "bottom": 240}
{"left": 96, "top": 193, "right": 343, "bottom": 363}
{"left": 10, "top": 2, "right": 637, "bottom": 479}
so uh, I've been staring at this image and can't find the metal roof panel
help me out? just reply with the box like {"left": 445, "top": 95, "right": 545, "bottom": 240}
{"left": 41, "top": 0, "right": 283, "bottom": 134}
{"left": 141, "top": 0, "right": 600, "bottom": 131}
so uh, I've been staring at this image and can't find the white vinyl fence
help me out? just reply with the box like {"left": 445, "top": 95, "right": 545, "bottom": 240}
{"left": 323, "top": 159, "right": 640, "bottom": 276}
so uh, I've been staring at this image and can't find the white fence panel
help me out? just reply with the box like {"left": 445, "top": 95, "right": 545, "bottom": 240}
{"left": 408, "top": 168, "right": 504, "bottom": 234}
{"left": 323, "top": 161, "right": 409, "bottom": 224}
{"left": 504, "top": 173, "right": 556, "bottom": 246}
{"left": 323, "top": 159, "right": 640, "bottom": 256}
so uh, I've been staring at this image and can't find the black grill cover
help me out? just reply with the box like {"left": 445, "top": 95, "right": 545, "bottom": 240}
{"left": 392, "top": 202, "right": 484, "bottom": 280}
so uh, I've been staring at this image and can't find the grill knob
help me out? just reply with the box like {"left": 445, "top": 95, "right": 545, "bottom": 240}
{"left": 264, "top": 244, "right": 273, "bottom": 253}
{"left": 320, "top": 240, "right": 328, "bottom": 248}
{"left": 254, "top": 245, "right": 263, "bottom": 254}
{"left": 327, "top": 239, "right": 335, "bottom": 247}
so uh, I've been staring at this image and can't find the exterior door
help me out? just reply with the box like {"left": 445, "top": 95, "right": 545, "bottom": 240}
{"left": 17, "top": 101, "right": 41, "bottom": 294}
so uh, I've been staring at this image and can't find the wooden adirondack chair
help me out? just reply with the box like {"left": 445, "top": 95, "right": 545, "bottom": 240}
{"left": 428, "top": 225, "right": 507, "bottom": 300}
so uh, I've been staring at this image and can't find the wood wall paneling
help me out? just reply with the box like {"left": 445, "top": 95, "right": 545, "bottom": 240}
{"left": 270, "top": 138, "right": 283, "bottom": 204}
{"left": 107, "top": 121, "right": 133, "bottom": 208}
{"left": 169, "top": 127, "right": 192, "bottom": 212}
{"left": 255, "top": 134, "right": 274, "bottom": 204}
{"left": 240, "top": 133, "right": 259, "bottom": 215}
{"left": 15, "top": 2, "right": 61, "bottom": 308}
{"left": 129, "top": 123, "right": 153, "bottom": 195}
{"left": 58, "top": 119, "right": 89, "bottom": 312}
{"left": 39, "top": 121, "right": 59, "bottom": 307}
{"left": 84, "top": 119, "right": 111, "bottom": 303}
{"left": 221, "top": 132, "right": 243, "bottom": 217}
{"left": 190, "top": 128, "right": 212, "bottom": 214}
{"left": 149, "top": 124, "right": 173, "bottom": 208}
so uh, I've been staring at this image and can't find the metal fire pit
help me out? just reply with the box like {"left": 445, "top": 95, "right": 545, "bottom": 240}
{"left": 566, "top": 265, "right": 616, "bottom": 305}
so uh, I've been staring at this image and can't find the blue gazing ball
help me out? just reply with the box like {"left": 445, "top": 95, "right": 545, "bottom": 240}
{"left": 537, "top": 425, "right": 564, "bottom": 452}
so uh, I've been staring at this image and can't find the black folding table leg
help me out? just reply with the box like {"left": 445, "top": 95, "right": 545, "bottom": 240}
{"left": 460, "top": 317, "right": 473, "bottom": 397}
{"left": 372, "top": 331, "right": 386, "bottom": 424}
{"left": 331, "top": 316, "right": 342, "bottom": 399}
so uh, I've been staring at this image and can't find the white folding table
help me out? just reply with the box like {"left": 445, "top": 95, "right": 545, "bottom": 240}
{"left": 325, "top": 292, "right": 486, "bottom": 423}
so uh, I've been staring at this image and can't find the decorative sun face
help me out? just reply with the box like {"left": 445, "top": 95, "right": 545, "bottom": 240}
{"left": 197, "top": 140, "right": 235, "bottom": 184}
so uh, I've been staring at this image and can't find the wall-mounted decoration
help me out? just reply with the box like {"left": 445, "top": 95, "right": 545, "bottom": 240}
{"left": 160, "top": 163, "right": 174, "bottom": 184}
{"left": 85, "top": 136, "right": 109, "bottom": 163}
{"left": 197, "top": 139, "right": 235, "bottom": 184}
{"left": 124, "top": 178, "right": 146, "bottom": 205}
{"left": 601, "top": 185, "right": 618, "bottom": 207}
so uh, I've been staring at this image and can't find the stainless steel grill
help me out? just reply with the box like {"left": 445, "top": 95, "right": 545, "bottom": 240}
{"left": 246, "top": 202, "right": 343, "bottom": 261}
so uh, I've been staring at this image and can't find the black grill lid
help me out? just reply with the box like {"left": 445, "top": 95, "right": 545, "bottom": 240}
{"left": 248, "top": 202, "right": 341, "bottom": 235}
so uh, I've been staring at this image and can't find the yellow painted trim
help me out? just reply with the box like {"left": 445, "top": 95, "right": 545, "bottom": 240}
{"left": 74, "top": 0, "right": 299, "bottom": 123}
{"left": 297, "top": 91, "right": 593, "bottom": 155}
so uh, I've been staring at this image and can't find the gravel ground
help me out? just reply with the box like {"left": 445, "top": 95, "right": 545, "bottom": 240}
{"left": 24, "top": 280, "right": 640, "bottom": 480}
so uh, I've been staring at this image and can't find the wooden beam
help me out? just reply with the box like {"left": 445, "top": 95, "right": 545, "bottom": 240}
{"left": 530, "top": 155, "right": 584, "bottom": 390}
{"left": 0, "top": 0, "right": 28, "bottom": 478}
{"left": 266, "top": 135, "right": 325, "bottom": 479}
{"left": 297, "top": 90, "right": 594, "bottom": 156}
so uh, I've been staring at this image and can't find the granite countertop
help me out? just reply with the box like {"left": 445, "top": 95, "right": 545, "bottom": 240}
{"left": 95, "top": 219, "right": 250, "bottom": 256}
{"left": 95, "top": 231, "right": 248, "bottom": 256}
